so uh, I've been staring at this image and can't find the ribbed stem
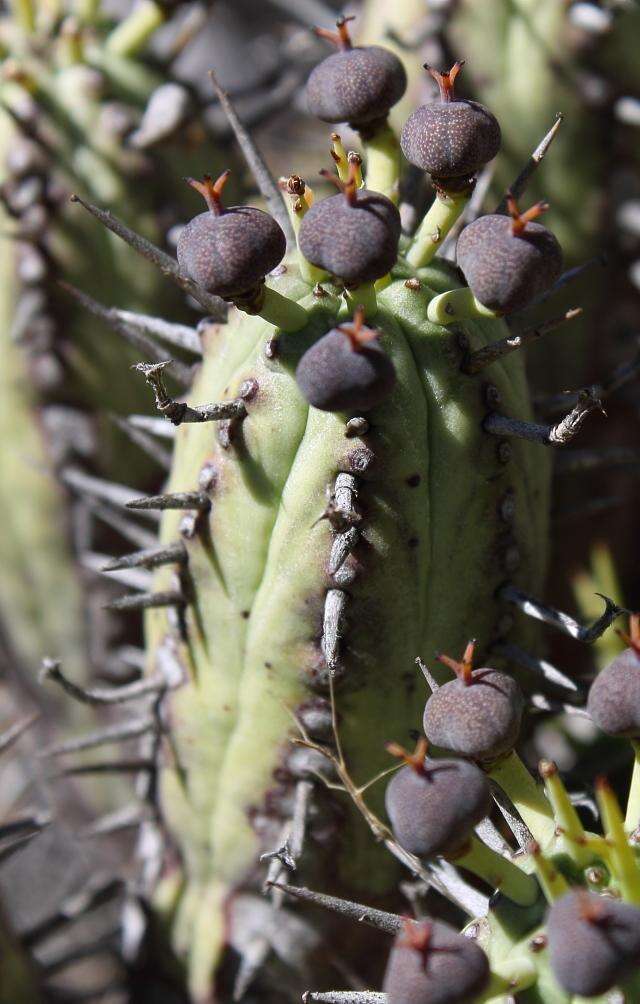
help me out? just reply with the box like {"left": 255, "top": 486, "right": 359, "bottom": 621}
{"left": 455, "top": 835, "right": 539, "bottom": 906}
{"left": 489, "top": 752, "right": 557, "bottom": 848}
{"left": 105, "top": 0, "right": 165, "bottom": 56}
{"left": 427, "top": 287, "right": 500, "bottom": 326}
{"left": 361, "top": 121, "right": 401, "bottom": 203}
{"left": 406, "top": 190, "right": 470, "bottom": 268}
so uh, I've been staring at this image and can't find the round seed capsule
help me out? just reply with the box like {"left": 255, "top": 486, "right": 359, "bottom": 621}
{"left": 298, "top": 169, "right": 400, "bottom": 286}
{"left": 587, "top": 615, "right": 640, "bottom": 737}
{"left": 307, "top": 16, "right": 407, "bottom": 128}
{"left": 296, "top": 308, "right": 395, "bottom": 412}
{"left": 177, "top": 171, "right": 286, "bottom": 299}
{"left": 383, "top": 919, "right": 490, "bottom": 1004}
{"left": 384, "top": 741, "right": 491, "bottom": 859}
{"left": 456, "top": 195, "right": 562, "bottom": 314}
{"left": 401, "top": 62, "right": 501, "bottom": 185}
{"left": 547, "top": 890, "right": 640, "bottom": 997}
{"left": 422, "top": 641, "right": 524, "bottom": 763}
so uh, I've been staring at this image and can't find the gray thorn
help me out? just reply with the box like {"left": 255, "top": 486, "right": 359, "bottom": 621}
{"left": 133, "top": 360, "right": 246, "bottom": 425}
{"left": 102, "top": 540, "right": 187, "bottom": 572}
{"left": 268, "top": 882, "right": 402, "bottom": 935}
{"left": 499, "top": 585, "right": 626, "bottom": 643}
{"left": 114, "top": 309, "right": 202, "bottom": 355}
{"left": 68, "top": 195, "right": 225, "bottom": 317}
{"left": 105, "top": 590, "right": 186, "bottom": 612}
{"left": 126, "top": 491, "right": 210, "bottom": 511}
{"left": 483, "top": 389, "right": 603, "bottom": 447}
{"left": 40, "top": 657, "right": 172, "bottom": 705}
{"left": 0, "top": 712, "right": 39, "bottom": 755}
{"left": 209, "top": 71, "right": 293, "bottom": 245}
{"left": 495, "top": 113, "right": 564, "bottom": 213}
{"left": 110, "top": 415, "right": 173, "bottom": 470}
{"left": 40, "top": 716, "right": 156, "bottom": 756}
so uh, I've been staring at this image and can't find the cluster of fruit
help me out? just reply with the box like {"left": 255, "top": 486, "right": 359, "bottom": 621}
{"left": 177, "top": 18, "right": 562, "bottom": 415}
{"left": 381, "top": 621, "right": 640, "bottom": 1003}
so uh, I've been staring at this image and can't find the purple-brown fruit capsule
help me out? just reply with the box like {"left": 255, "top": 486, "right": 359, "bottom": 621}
{"left": 307, "top": 16, "right": 407, "bottom": 129}
{"left": 383, "top": 918, "right": 490, "bottom": 1004}
{"left": 296, "top": 306, "right": 396, "bottom": 412}
{"left": 547, "top": 890, "right": 640, "bottom": 997}
{"left": 401, "top": 62, "right": 501, "bottom": 186}
{"left": 456, "top": 195, "right": 563, "bottom": 314}
{"left": 423, "top": 640, "right": 524, "bottom": 763}
{"left": 177, "top": 170, "right": 286, "bottom": 299}
{"left": 298, "top": 164, "right": 400, "bottom": 285}
{"left": 587, "top": 614, "right": 640, "bottom": 738}
{"left": 384, "top": 739, "right": 491, "bottom": 859}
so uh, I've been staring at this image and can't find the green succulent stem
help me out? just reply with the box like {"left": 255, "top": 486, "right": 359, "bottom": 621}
{"left": 406, "top": 189, "right": 470, "bottom": 269}
{"left": 9, "top": 0, "right": 35, "bottom": 32}
{"left": 343, "top": 282, "right": 378, "bottom": 320}
{"left": 529, "top": 845, "right": 570, "bottom": 904}
{"left": 105, "top": 0, "right": 165, "bottom": 56}
{"left": 244, "top": 285, "right": 309, "bottom": 332}
{"left": 625, "top": 741, "right": 640, "bottom": 833}
{"left": 539, "top": 760, "right": 591, "bottom": 867}
{"left": 427, "top": 287, "right": 500, "bottom": 326}
{"left": 488, "top": 753, "right": 556, "bottom": 848}
{"left": 283, "top": 196, "right": 327, "bottom": 286}
{"left": 595, "top": 780, "right": 640, "bottom": 905}
{"left": 478, "top": 957, "right": 537, "bottom": 1000}
{"left": 361, "top": 120, "right": 401, "bottom": 203}
{"left": 454, "top": 835, "right": 539, "bottom": 906}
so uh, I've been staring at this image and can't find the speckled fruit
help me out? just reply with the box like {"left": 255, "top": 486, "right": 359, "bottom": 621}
{"left": 423, "top": 667, "right": 524, "bottom": 763}
{"left": 587, "top": 646, "right": 640, "bottom": 738}
{"left": 177, "top": 206, "right": 286, "bottom": 298}
{"left": 307, "top": 45, "right": 407, "bottom": 128}
{"left": 547, "top": 891, "right": 640, "bottom": 997}
{"left": 456, "top": 213, "right": 562, "bottom": 314}
{"left": 298, "top": 188, "right": 400, "bottom": 285}
{"left": 383, "top": 920, "right": 490, "bottom": 1004}
{"left": 296, "top": 325, "right": 396, "bottom": 412}
{"left": 384, "top": 756, "right": 491, "bottom": 858}
{"left": 401, "top": 100, "right": 500, "bottom": 183}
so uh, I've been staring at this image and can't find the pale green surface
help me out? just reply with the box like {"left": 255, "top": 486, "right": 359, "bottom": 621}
{"left": 0, "top": 113, "right": 87, "bottom": 684}
{"left": 145, "top": 256, "right": 551, "bottom": 994}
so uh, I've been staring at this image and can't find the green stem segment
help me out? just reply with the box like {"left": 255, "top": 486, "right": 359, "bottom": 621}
{"left": 454, "top": 835, "right": 539, "bottom": 906}
{"left": 596, "top": 778, "right": 640, "bottom": 905}
{"left": 105, "top": 0, "right": 165, "bottom": 56}
{"left": 406, "top": 189, "right": 470, "bottom": 269}
{"left": 361, "top": 121, "right": 401, "bottom": 203}
{"left": 489, "top": 752, "right": 557, "bottom": 849}
{"left": 10, "top": 0, "right": 35, "bottom": 32}
{"left": 625, "top": 741, "right": 640, "bottom": 833}
{"left": 343, "top": 283, "right": 378, "bottom": 320}
{"left": 476, "top": 958, "right": 538, "bottom": 1001}
{"left": 539, "top": 760, "right": 591, "bottom": 867}
{"left": 243, "top": 286, "right": 308, "bottom": 333}
{"left": 427, "top": 287, "right": 500, "bottom": 326}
